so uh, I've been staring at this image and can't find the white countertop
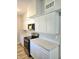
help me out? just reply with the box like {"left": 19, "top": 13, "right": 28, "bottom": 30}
{"left": 30, "top": 38, "right": 59, "bottom": 51}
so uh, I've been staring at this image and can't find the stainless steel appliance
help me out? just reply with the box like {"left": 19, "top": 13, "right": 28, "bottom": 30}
{"left": 24, "top": 37, "right": 31, "bottom": 57}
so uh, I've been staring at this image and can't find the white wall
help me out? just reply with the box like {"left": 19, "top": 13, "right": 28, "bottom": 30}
{"left": 17, "top": 14, "right": 24, "bottom": 43}
{"left": 26, "top": 0, "right": 36, "bottom": 17}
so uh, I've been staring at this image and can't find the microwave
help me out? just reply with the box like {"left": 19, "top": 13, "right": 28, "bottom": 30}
{"left": 28, "top": 24, "right": 35, "bottom": 31}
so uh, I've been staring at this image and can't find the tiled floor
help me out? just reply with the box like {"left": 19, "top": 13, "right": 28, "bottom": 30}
{"left": 17, "top": 44, "right": 32, "bottom": 59}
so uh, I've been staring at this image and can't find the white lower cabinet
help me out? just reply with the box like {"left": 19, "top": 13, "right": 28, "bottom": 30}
{"left": 30, "top": 42, "right": 59, "bottom": 59}
{"left": 44, "top": 0, "right": 61, "bottom": 14}
{"left": 30, "top": 42, "right": 38, "bottom": 59}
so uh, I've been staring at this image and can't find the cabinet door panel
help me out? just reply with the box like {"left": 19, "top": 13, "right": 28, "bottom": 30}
{"left": 30, "top": 42, "right": 49, "bottom": 59}
{"left": 46, "top": 12, "right": 59, "bottom": 34}
{"left": 35, "top": 15, "right": 47, "bottom": 33}
{"left": 55, "top": 0, "right": 61, "bottom": 10}
{"left": 35, "top": 12, "right": 59, "bottom": 34}
{"left": 35, "top": 17, "right": 41, "bottom": 32}
{"left": 39, "top": 15, "right": 47, "bottom": 33}
{"left": 38, "top": 51, "right": 49, "bottom": 59}
{"left": 30, "top": 42, "right": 38, "bottom": 59}
{"left": 44, "top": 0, "right": 61, "bottom": 14}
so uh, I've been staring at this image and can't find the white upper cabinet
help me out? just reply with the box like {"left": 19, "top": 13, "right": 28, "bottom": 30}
{"left": 55, "top": 0, "right": 61, "bottom": 10}
{"left": 26, "top": 0, "right": 60, "bottom": 17}
{"left": 36, "top": 0, "right": 44, "bottom": 15}
{"left": 26, "top": 0, "right": 44, "bottom": 17}
{"left": 34, "top": 17, "right": 41, "bottom": 32}
{"left": 46, "top": 12, "right": 59, "bottom": 34}
{"left": 25, "top": 11, "right": 59, "bottom": 34}
{"left": 44, "top": 0, "right": 61, "bottom": 13}
{"left": 39, "top": 15, "right": 47, "bottom": 33}
{"left": 35, "top": 11, "right": 59, "bottom": 34}
{"left": 35, "top": 15, "right": 47, "bottom": 33}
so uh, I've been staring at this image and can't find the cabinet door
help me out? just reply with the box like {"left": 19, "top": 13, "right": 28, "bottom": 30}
{"left": 41, "top": 52, "right": 49, "bottom": 59}
{"left": 30, "top": 42, "right": 38, "bottom": 59}
{"left": 44, "top": 0, "right": 61, "bottom": 14}
{"left": 37, "top": 51, "right": 49, "bottom": 59}
{"left": 30, "top": 42, "right": 49, "bottom": 59}
{"left": 44, "top": 0, "right": 55, "bottom": 14}
{"left": 55, "top": 0, "right": 61, "bottom": 10}
{"left": 35, "top": 15, "right": 47, "bottom": 33}
{"left": 35, "top": 17, "right": 41, "bottom": 32}
{"left": 46, "top": 12, "right": 59, "bottom": 34}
